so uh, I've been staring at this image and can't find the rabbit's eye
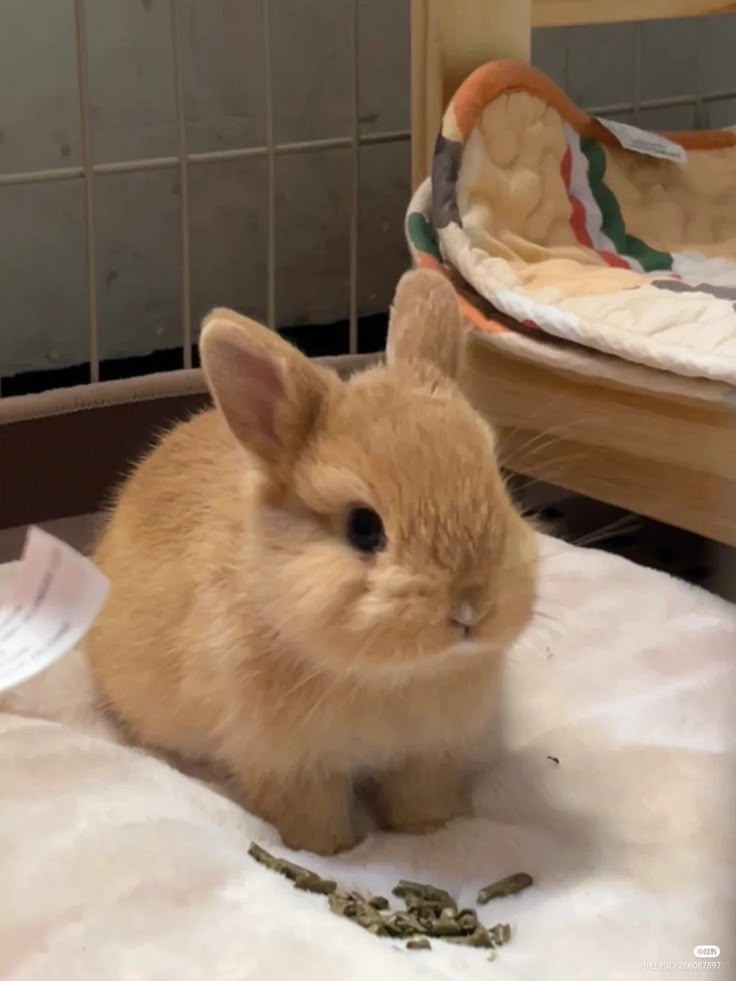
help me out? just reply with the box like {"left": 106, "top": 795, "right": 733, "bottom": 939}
{"left": 346, "top": 507, "right": 386, "bottom": 555}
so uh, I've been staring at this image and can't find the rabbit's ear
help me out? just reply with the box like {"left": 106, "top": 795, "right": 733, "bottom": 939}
{"left": 200, "top": 308, "right": 331, "bottom": 474}
{"left": 386, "top": 268, "right": 464, "bottom": 380}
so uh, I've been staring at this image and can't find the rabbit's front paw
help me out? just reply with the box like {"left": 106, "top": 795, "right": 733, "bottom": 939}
{"left": 279, "top": 821, "right": 363, "bottom": 857}
{"left": 240, "top": 766, "right": 361, "bottom": 856}
{"left": 374, "top": 755, "right": 471, "bottom": 833}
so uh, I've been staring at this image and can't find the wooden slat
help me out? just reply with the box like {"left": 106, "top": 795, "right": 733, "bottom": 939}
{"left": 410, "top": 0, "right": 436, "bottom": 190}
{"left": 411, "top": 0, "right": 531, "bottom": 187}
{"left": 461, "top": 338, "right": 736, "bottom": 546}
{"left": 533, "top": 0, "right": 736, "bottom": 28}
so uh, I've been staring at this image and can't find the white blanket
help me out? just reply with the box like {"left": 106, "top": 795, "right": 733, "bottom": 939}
{"left": 1, "top": 535, "right": 734, "bottom": 981}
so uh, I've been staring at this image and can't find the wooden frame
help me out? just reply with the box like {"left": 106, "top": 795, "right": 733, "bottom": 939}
{"left": 411, "top": 0, "right": 736, "bottom": 546}
{"left": 532, "top": 1, "right": 736, "bottom": 28}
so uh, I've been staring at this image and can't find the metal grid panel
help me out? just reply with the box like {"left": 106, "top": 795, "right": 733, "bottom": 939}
{"left": 0, "top": 0, "right": 410, "bottom": 396}
{"left": 73, "top": 0, "right": 98, "bottom": 383}
{"left": 1, "top": 8, "right": 734, "bottom": 399}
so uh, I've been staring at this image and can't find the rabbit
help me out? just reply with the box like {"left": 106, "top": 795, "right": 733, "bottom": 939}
{"left": 84, "top": 268, "right": 538, "bottom": 856}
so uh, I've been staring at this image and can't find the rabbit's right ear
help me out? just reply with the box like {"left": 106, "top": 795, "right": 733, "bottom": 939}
{"left": 386, "top": 268, "right": 464, "bottom": 381}
{"left": 200, "top": 308, "right": 331, "bottom": 475}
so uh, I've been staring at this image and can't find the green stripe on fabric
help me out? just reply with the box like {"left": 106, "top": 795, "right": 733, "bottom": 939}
{"left": 407, "top": 211, "right": 443, "bottom": 262}
{"left": 581, "top": 137, "right": 673, "bottom": 273}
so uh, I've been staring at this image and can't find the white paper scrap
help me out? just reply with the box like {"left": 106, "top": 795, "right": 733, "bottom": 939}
{"left": 0, "top": 527, "right": 109, "bottom": 694}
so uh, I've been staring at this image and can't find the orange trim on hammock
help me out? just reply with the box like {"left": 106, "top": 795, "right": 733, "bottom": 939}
{"left": 448, "top": 59, "right": 736, "bottom": 152}
{"left": 414, "top": 252, "right": 508, "bottom": 335}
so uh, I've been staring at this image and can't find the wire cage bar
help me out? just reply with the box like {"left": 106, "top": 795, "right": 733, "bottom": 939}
{"left": 169, "top": 0, "right": 192, "bottom": 369}
{"left": 632, "top": 23, "right": 642, "bottom": 124}
{"left": 263, "top": 0, "right": 277, "bottom": 330}
{"left": 348, "top": 0, "right": 361, "bottom": 356}
{"left": 73, "top": 0, "right": 99, "bottom": 383}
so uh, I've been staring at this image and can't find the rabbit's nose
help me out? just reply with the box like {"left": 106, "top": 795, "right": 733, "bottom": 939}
{"left": 450, "top": 601, "right": 480, "bottom": 637}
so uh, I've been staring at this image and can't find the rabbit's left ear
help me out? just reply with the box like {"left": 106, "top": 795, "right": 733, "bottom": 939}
{"left": 385, "top": 268, "right": 464, "bottom": 380}
{"left": 199, "top": 308, "right": 332, "bottom": 475}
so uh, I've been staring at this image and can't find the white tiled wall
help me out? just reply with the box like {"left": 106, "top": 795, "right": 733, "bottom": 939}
{"left": 1, "top": 6, "right": 735, "bottom": 378}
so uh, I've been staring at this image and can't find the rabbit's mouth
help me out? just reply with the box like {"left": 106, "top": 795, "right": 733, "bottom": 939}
{"left": 330, "top": 632, "right": 504, "bottom": 685}
{"left": 443, "top": 637, "right": 495, "bottom": 659}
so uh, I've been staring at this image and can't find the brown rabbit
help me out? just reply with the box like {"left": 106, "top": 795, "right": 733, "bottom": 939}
{"left": 84, "top": 269, "right": 538, "bottom": 855}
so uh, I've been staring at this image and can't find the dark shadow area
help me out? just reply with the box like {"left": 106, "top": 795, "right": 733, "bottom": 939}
{"left": 1, "top": 313, "right": 390, "bottom": 397}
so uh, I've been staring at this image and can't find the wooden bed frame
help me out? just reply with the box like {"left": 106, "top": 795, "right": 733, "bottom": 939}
{"left": 411, "top": 0, "right": 736, "bottom": 548}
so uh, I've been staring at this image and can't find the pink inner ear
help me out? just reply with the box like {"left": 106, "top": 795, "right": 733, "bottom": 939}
{"left": 217, "top": 338, "right": 287, "bottom": 453}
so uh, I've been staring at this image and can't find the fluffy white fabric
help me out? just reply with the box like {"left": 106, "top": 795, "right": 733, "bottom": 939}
{"left": 1, "top": 535, "right": 734, "bottom": 980}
